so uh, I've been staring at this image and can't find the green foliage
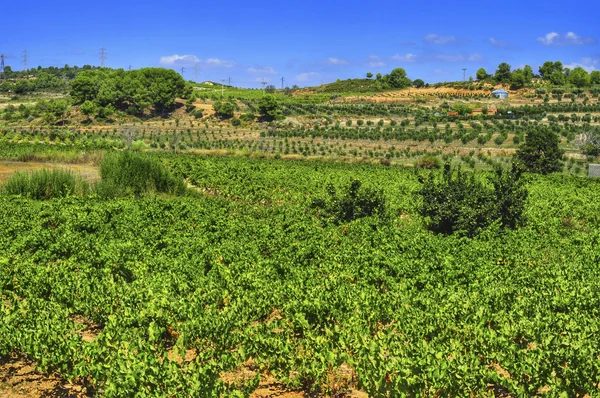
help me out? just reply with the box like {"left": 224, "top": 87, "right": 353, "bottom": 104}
{"left": 476, "top": 68, "right": 488, "bottom": 81}
{"left": 1, "top": 169, "right": 89, "bottom": 199}
{"left": 495, "top": 62, "right": 512, "bottom": 83}
{"left": 418, "top": 163, "right": 527, "bottom": 236}
{"left": 70, "top": 68, "right": 191, "bottom": 115}
{"left": 539, "top": 61, "right": 563, "bottom": 79}
{"left": 413, "top": 79, "right": 425, "bottom": 88}
{"left": 414, "top": 155, "right": 442, "bottom": 169}
{"left": 516, "top": 128, "right": 564, "bottom": 174}
{"left": 231, "top": 117, "right": 241, "bottom": 127}
{"left": 257, "top": 95, "right": 283, "bottom": 121}
{"left": 568, "top": 67, "right": 590, "bottom": 88}
{"left": 311, "top": 179, "right": 387, "bottom": 224}
{"left": 98, "top": 151, "right": 186, "bottom": 197}
{"left": 239, "top": 112, "right": 255, "bottom": 122}
{"left": 192, "top": 109, "right": 204, "bottom": 119}
{"left": 213, "top": 101, "right": 235, "bottom": 119}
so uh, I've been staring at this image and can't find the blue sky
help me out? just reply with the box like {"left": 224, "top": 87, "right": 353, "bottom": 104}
{"left": 2, "top": 0, "right": 599, "bottom": 87}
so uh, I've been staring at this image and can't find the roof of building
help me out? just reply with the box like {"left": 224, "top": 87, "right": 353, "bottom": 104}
{"left": 492, "top": 89, "right": 509, "bottom": 94}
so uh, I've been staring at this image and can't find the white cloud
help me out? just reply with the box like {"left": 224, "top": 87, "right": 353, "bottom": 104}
{"left": 489, "top": 37, "right": 515, "bottom": 48}
{"left": 537, "top": 31, "right": 595, "bottom": 46}
{"left": 159, "top": 54, "right": 199, "bottom": 66}
{"left": 391, "top": 53, "right": 416, "bottom": 62}
{"left": 248, "top": 66, "right": 277, "bottom": 74}
{"left": 434, "top": 53, "right": 482, "bottom": 62}
{"left": 424, "top": 34, "right": 456, "bottom": 44}
{"left": 204, "top": 58, "right": 236, "bottom": 68}
{"left": 564, "top": 58, "right": 599, "bottom": 72}
{"left": 296, "top": 72, "right": 321, "bottom": 82}
{"left": 325, "top": 57, "right": 348, "bottom": 65}
{"left": 160, "top": 54, "right": 236, "bottom": 68}
{"left": 367, "top": 55, "right": 386, "bottom": 68}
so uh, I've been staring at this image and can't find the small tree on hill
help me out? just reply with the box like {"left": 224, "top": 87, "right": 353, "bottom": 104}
{"left": 516, "top": 128, "right": 564, "bottom": 174}
{"left": 476, "top": 68, "right": 489, "bottom": 81}
{"left": 366, "top": 72, "right": 373, "bottom": 79}
{"left": 213, "top": 101, "right": 235, "bottom": 119}
{"left": 257, "top": 95, "right": 283, "bottom": 121}
{"left": 413, "top": 79, "right": 425, "bottom": 88}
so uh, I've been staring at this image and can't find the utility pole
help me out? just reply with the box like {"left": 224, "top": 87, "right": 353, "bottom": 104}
{"left": 261, "top": 79, "right": 267, "bottom": 95}
{"left": 180, "top": 66, "right": 185, "bottom": 78}
{"left": 22, "top": 49, "right": 28, "bottom": 76}
{"left": 281, "top": 76, "right": 284, "bottom": 90}
{"left": 0, "top": 54, "right": 5, "bottom": 80}
{"left": 194, "top": 62, "right": 199, "bottom": 82}
{"left": 99, "top": 47, "right": 107, "bottom": 67}
{"left": 228, "top": 77, "right": 231, "bottom": 86}
{"left": 128, "top": 64, "right": 132, "bottom": 71}
{"left": 462, "top": 68, "right": 467, "bottom": 83}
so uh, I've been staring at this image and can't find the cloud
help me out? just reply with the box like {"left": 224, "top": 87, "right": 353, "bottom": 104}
{"left": 489, "top": 37, "right": 518, "bottom": 49}
{"left": 160, "top": 54, "right": 199, "bottom": 66}
{"left": 325, "top": 57, "right": 348, "bottom": 65}
{"left": 367, "top": 55, "right": 386, "bottom": 68}
{"left": 563, "top": 58, "right": 599, "bottom": 72}
{"left": 391, "top": 53, "right": 416, "bottom": 62}
{"left": 424, "top": 34, "right": 456, "bottom": 44}
{"left": 537, "top": 32, "right": 595, "bottom": 46}
{"left": 159, "top": 54, "right": 235, "bottom": 68}
{"left": 433, "top": 53, "right": 482, "bottom": 62}
{"left": 296, "top": 72, "right": 321, "bottom": 82}
{"left": 248, "top": 66, "right": 277, "bottom": 74}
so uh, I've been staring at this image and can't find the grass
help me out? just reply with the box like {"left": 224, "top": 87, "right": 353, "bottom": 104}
{"left": 1, "top": 169, "right": 90, "bottom": 199}
{"left": 98, "top": 151, "right": 187, "bottom": 198}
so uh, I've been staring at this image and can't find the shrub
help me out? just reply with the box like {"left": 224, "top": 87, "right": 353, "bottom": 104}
{"left": 516, "top": 128, "right": 564, "bottom": 174}
{"left": 192, "top": 110, "right": 204, "bottom": 119}
{"left": 415, "top": 155, "right": 442, "bottom": 169}
{"left": 2, "top": 169, "right": 89, "bottom": 200}
{"left": 417, "top": 163, "right": 527, "bottom": 236}
{"left": 231, "top": 118, "right": 241, "bottom": 127}
{"left": 98, "top": 151, "right": 186, "bottom": 197}
{"left": 240, "top": 113, "right": 255, "bottom": 122}
{"left": 311, "top": 179, "right": 387, "bottom": 224}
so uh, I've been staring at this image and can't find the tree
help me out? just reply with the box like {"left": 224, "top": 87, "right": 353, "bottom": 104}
{"left": 213, "top": 101, "right": 235, "bottom": 119}
{"left": 376, "top": 73, "right": 382, "bottom": 81}
{"left": 476, "top": 68, "right": 489, "bottom": 81}
{"left": 539, "top": 61, "right": 563, "bottom": 79}
{"left": 413, "top": 79, "right": 425, "bottom": 88}
{"left": 384, "top": 68, "right": 412, "bottom": 89}
{"left": 257, "top": 95, "right": 283, "bottom": 121}
{"left": 568, "top": 67, "right": 590, "bottom": 88}
{"left": 510, "top": 69, "right": 527, "bottom": 89}
{"left": 366, "top": 72, "right": 373, "bottom": 79}
{"left": 549, "top": 70, "right": 566, "bottom": 86}
{"left": 516, "top": 128, "right": 564, "bottom": 174}
{"left": 590, "top": 71, "right": 600, "bottom": 85}
{"left": 523, "top": 65, "right": 534, "bottom": 81}
{"left": 79, "top": 100, "right": 97, "bottom": 122}
{"left": 495, "top": 63, "right": 512, "bottom": 83}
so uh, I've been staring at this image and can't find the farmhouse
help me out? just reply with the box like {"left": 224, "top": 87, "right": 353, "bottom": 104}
{"left": 492, "top": 89, "right": 509, "bottom": 99}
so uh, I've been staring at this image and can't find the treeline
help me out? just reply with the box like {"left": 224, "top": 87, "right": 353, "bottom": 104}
{"left": 476, "top": 61, "right": 600, "bottom": 89}
{"left": 0, "top": 64, "right": 102, "bottom": 94}
{"left": 70, "top": 68, "right": 192, "bottom": 116}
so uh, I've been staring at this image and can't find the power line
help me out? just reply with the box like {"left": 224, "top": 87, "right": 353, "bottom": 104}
{"left": 99, "top": 47, "right": 107, "bottom": 67}
{"left": 22, "top": 49, "right": 28, "bottom": 75}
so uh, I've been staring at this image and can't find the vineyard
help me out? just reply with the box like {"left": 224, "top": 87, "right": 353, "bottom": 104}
{"left": 1, "top": 151, "right": 600, "bottom": 396}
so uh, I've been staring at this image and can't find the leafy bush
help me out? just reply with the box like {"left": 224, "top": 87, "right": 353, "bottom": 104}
{"left": 516, "top": 128, "right": 564, "bottom": 174}
{"left": 2, "top": 169, "right": 89, "bottom": 199}
{"left": 98, "top": 151, "right": 186, "bottom": 197}
{"left": 231, "top": 118, "right": 241, "bottom": 127}
{"left": 192, "top": 109, "right": 204, "bottom": 119}
{"left": 311, "top": 179, "right": 387, "bottom": 224}
{"left": 417, "top": 163, "right": 527, "bottom": 236}
{"left": 239, "top": 112, "right": 255, "bottom": 122}
{"left": 213, "top": 101, "right": 235, "bottom": 119}
{"left": 414, "top": 155, "right": 442, "bottom": 169}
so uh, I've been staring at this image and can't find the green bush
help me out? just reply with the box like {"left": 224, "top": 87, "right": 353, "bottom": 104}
{"left": 516, "top": 128, "right": 564, "bottom": 174}
{"left": 417, "top": 163, "right": 527, "bottom": 236}
{"left": 231, "top": 118, "right": 241, "bottom": 127}
{"left": 311, "top": 179, "right": 387, "bottom": 224}
{"left": 98, "top": 151, "right": 186, "bottom": 197}
{"left": 414, "top": 155, "right": 442, "bottom": 169}
{"left": 2, "top": 169, "right": 89, "bottom": 200}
